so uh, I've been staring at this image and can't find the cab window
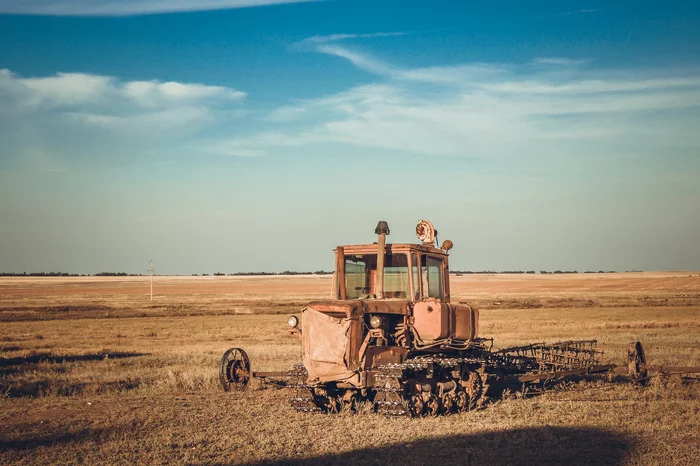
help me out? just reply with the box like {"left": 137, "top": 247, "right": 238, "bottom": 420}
{"left": 422, "top": 255, "right": 444, "bottom": 299}
{"left": 344, "top": 253, "right": 410, "bottom": 299}
{"left": 345, "top": 257, "right": 368, "bottom": 299}
{"left": 383, "top": 254, "right": 410, "bottom": 299}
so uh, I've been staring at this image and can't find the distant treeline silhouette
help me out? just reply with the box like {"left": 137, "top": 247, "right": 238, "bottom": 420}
{"left": 0, "top": 272, "right": 84, "bottom": 277}
{"left": 0, "top": 272, "right": 143, "bottom": 277}
{"left": 451, "top": 270, "right": 630, "bottom": 275}
{"left": 201, "top": 271, "right": 334, "bottom": 276}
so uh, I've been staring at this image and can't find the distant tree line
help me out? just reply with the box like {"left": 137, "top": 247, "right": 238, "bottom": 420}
{"left": 0, "top": 272, "right": 144, "bottom": 277}
{"left": 451, "top": 270, "right": 624, "bottom": 275}
{"left": 0, "top": 272, "right": 83, "bottom": 277}
{"left": 1, "top": 271, "right": 331, "bottom": 277}
{"left": 451, "top": 270, "right": 536, "bottom": 275}
{"left": 196, "top": 270, "right": 334, "bottom": 276}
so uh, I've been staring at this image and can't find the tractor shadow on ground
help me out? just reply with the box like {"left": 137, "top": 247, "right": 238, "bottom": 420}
{"left": 242, "top": 426, "right": 633, "bottom": 466}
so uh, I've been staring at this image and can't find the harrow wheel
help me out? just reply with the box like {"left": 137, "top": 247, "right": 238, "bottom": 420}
{"left": 220, "top": 347, "right": 251, "bottom": 392}
{"left": 628, "top": 341, "right": 648, "bottom": 385}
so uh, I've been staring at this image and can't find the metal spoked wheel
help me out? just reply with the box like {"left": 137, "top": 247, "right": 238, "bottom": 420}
{"left": 220, "top": 347, "right": 251, "bottom": 392}
{"left": 628, "top": 341, "right": 648, "bottom": 385}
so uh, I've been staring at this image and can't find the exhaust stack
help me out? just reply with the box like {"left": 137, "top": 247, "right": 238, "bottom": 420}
{"left": 375, "top": 221, "right": 390, "bottom": 299}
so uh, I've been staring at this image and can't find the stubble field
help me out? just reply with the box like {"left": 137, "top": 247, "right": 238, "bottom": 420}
{"left": 1, "top": 272, "right": 699, "bottom": 465}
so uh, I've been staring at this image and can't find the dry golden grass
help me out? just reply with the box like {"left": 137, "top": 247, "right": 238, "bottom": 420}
{"left": 1, "top": 273, "right": 699, "bottom": 465}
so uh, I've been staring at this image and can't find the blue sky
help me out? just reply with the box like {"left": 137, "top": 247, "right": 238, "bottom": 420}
{"left": 1, "top": 0, "right": 699, "bottom": 274}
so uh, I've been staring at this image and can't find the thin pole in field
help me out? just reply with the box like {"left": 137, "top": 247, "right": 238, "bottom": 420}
{"left": 148, "top": 259, "right": 155, "bottom": 301}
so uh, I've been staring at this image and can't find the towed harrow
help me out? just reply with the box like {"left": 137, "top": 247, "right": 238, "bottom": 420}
{"left": 220, "top": 339, "right": 700, "bottom": 417}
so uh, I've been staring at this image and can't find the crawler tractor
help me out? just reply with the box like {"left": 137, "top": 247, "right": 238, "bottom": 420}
{"left": 220, "top": 221, "right": 700, "bottom": 416}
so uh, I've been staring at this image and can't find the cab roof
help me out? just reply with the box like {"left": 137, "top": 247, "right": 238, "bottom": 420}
{"left": 334, "top": 243, "right": 448, "bottom": 256}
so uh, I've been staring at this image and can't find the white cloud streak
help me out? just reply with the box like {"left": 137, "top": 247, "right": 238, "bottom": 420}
{"left": 5, "top": 70, "right": 246, "bottom": 110}
{"left": 0, "top": 69, "right": 247, "bottom": 169}
{"left": 0, "top": 0, "right": 315, "bottom": 16}
{"left": 539, "top": 8, "right": 609, "bottom": 19}
{"left": 533, "top": 57, "right": 589, "bottom": 66}
{"left": 208, "top": 48, "right": 700, "bottom": 161}
{"left": 294, "top": 31, "right": 406, "bottom": 76}
{"left": 315, "top": 45, "right": 395, "bottom": 76}
{"left": 299, "top": 32, "right": 407, "bottom": 45}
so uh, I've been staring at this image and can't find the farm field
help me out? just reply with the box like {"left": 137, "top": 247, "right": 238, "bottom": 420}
{"left": 1, "top": 272, "right": 700, "bottom": 465}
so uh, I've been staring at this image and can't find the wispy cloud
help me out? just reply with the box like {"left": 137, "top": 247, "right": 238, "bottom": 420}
{"left": 0, "top": 0, "right": 315, "bottom": 16}
{"left": 0, "top": 69, "right": 247, "bottom": 170}
{"left": 294, "top": 31, "right": 405, "bottom": 76}
{"left": 315, "top": 45, "right": 396, "bottom": 76}
{"left": 539, "top": 8, "right": 609, "bottom": 19}
{"left": 398, "top": 63, "right": 511, "bottom": 84}
{"left": 298, "top": 32, "right": 407, "bottom": 46}
{"left": 8, "top": 70, "right": 246, "bottom": 109}
{"left": 533, "top": 57, "right": 589, "bottom": 66}
{"left": 207, "top": 54, "right": 700, "bottom": 161}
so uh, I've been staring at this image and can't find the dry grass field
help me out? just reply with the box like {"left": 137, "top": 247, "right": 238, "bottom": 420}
{"left": 1, "top": 272, "right": 700, "bottom": 465}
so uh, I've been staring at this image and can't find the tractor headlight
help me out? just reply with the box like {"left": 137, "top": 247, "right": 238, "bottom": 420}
{"left": 369, "top": 315, "right": 382, "bottom": 329}
{"left": 287, "top": 315, "right": 299, "bottom": 328}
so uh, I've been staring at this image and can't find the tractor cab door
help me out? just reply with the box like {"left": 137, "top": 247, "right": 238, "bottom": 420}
{"left": 412, "top": 253, "right": 448, "bottom": 303}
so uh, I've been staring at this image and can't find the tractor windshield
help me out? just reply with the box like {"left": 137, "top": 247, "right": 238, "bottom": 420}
{"left": 345, "top": 253, "right": 410, "bottom": 299}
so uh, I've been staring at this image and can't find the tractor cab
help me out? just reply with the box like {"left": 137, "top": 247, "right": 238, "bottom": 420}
{"left": 333, "top": 220, "right": 452, "bottom": 303}
{"left": 337, "top": 244, "right": 449, "bottom": 302}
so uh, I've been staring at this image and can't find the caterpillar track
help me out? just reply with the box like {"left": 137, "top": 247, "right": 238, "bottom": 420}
{"left": 282, "top": 341, "right": 611, "bottom": 416}
{"left": 285, "top": 354, "right": 490, "bottom": 417}
{"left": 374, "top": 356, "right": 488, "bottom": 417}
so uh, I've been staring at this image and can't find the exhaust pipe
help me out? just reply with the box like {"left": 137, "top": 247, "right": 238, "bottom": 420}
{"left": 375, "top": 221, "right": 390, "bottom": 299}
{"left": 336, "top": 246, "right": 346, "bottom": 300}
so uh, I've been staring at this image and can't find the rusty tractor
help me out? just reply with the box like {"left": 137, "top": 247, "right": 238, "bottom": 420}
{"left": 220, "top": 220, "right": 700, "bottom": 416}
